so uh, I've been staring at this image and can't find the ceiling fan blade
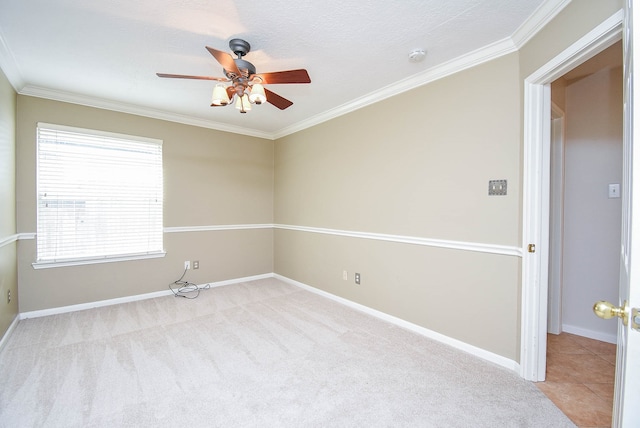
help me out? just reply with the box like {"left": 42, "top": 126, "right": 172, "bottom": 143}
{"left": 254, "top": 69, "right": 311, "bottom": 85}
{"left": 206, "top": 46, "right": 241, "bottom": 77}
{"left": 264, "top": 88, "right": 294, "bottom": 110}
{"left": 156, "top": 73, "right": 228, "bottom": 81}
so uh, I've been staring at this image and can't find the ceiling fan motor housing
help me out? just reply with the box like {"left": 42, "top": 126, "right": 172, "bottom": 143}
{"left": 229, "top": 38, "right": 251, "bottom": 57}
{"left": 225, "top": 58, "right": 256, "bottom": 80}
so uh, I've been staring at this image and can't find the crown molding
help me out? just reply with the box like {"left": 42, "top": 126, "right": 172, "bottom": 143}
{"left": 511, "top": 0, "right": 572, "bottom": 49}
{"left": 18, "top": 85, "right": 274, "bottom": 140}
{"left": 273, "top": 36, "right": 518, "bottom": 139}
{"left": 14, "top": 33, "right": 516, "bottom": 141}
{"left": 0, "top": 28, "right": 24, "bottom": 90}
{"left": 272, "top": 0, "right": 572, "bottom": 139}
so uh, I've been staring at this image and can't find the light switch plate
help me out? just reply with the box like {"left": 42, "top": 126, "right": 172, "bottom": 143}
{"left": 609, "top": 183, "right": 620, "bottom": 198}
{"left": 489, "top": 180, "right": 507, "bottom": 196}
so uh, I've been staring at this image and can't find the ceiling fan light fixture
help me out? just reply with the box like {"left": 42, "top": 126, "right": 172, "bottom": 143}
{"left": 157, "top": 39, "right": 310, "bottom": 113}
{"left": 235, "top": 94, "right": 251, "bottom": 113}
{"left": 249, "top": 83, "right": 267, "bottom": 104}
{"left": 211, "top": 84, "right": 230, "bottom": 106}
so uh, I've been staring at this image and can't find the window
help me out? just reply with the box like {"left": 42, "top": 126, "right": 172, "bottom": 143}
{"left": 35, "top": 123, "right": 164, "bottom": 267}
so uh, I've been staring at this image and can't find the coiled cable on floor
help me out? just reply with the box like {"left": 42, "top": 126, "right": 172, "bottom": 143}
{"left": 169, "top": 266, "right": 210, "bottom": 299}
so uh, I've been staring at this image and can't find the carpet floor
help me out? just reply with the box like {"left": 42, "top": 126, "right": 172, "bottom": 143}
{"left": 0, "top": 277, "right": 575, "bottom": 427}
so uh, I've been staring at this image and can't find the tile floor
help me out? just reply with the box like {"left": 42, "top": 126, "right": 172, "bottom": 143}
{"left": 536, "top": 332, "right": 616, "bottom": 428}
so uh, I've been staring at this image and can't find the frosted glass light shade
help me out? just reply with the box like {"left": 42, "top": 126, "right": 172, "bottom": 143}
{"left": 249, "top": 83, "right": 267, "bottom": 104}
{"left": 211, "top": 85, "right": 230, "bottom": 106}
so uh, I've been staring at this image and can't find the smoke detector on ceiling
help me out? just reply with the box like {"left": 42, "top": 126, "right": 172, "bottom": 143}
{"left": 408, "top": 49, "right": 426, "bottom": 63}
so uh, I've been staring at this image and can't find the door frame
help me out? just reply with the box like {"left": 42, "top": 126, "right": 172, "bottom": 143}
{"left": 520, "top": 10, "right": 623, "bottom": 381}
{"left": 548, "top": 101, "right": 565, "bottom": 336}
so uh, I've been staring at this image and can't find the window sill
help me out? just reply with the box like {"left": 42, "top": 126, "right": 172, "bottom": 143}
{"left": 32, "top": 251, "right": 166, "bottom": 269}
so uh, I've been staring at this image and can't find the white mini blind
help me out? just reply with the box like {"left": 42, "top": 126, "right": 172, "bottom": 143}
{"left": 36, "top": 123, "right": 164, "bottom": 264}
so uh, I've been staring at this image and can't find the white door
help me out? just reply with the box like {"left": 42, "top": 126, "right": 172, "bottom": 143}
{"left": 608, "top": 0, "right": 640, "bottom": 424}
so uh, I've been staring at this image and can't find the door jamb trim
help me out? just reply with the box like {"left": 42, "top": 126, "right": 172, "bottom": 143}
{"left": 521, "top": 10, "right": 623, "bottom": 381}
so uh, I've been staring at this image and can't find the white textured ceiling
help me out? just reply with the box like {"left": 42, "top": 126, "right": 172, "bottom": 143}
{"left": 0, "top": 0, "right": 562, "bottom": 139}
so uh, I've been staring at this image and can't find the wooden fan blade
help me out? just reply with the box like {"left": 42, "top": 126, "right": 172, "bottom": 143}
{"left": 264, "top": 88, "right": 293, "bottom": 110}
{"left": 156, "top": 73, "right": 228, "bottom": 81}
{"left": 206, "top": 46, "right": 241, "bottom": 77}
{"left": 254, "top": 69, "right": 311, "bottom": 85}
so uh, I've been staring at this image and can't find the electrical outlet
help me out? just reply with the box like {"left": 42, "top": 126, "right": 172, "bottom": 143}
{"left": 355, "top": 273, "right": 361, "bottom": 285}
{"left": 343, "top": 270, "right": 348, "bottom": 281}
{"left": 193, "top": 260, "right": 199, "bottom": 269}
{"left": 184, "top": 261, "right": 190, "bottom": 270}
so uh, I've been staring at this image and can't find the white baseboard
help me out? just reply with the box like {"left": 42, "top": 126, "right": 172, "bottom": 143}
{"left": 562, "top": 324, "right": 617, "bottom": 344}
{"left": 0, "top": 314, "right": 20, "bottom": 353}
{"left": 19, "top": 273, "right": 273, "bottom": 320}
{"left": 274, "top": 274, "right": 521, "bottom": 374}
{"left": 10, "top": 272, "right": 521, "bottom": 375}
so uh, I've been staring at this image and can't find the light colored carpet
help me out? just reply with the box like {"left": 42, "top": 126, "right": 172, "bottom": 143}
{"left": 0, "top": 278, "right": 575, "bottom": 427}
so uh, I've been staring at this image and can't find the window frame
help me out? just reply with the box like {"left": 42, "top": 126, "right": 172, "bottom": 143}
{"left": 33, "top": 123, "right": 165, "bottom": 269}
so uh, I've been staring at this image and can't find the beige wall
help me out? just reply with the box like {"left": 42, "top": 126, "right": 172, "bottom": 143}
{"left": 16, "top": 96, "right": 274, "bottom": 312}
{"left": 276, "top": 54, "right": 521, "bottom": 244}
{"left": 0, "top": 67, "right": 18, "bottom": 337}
{"left": 275, "top": 53, "right": 522, "bottom": 360}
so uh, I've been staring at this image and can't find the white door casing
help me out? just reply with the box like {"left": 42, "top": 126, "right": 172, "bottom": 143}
{"left": 521, "top": 10, "right": 623, "bottom": 381}
{"left": 548, "top": 102, "right": 565, "bottom": 336}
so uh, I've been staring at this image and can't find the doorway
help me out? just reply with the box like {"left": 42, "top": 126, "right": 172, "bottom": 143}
{"left": 520, "top": 10, "right": 623, "bottom": 382}
{"left": 538, "top": 41, "right": 623, "bottom": 426}
{"left": 547, "top": 41, "right": 623, "bottom": 345}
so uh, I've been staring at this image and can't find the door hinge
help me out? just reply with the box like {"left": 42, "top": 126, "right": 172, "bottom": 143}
{"left": 528, "top": 244, "right": 536, "bottom": 253}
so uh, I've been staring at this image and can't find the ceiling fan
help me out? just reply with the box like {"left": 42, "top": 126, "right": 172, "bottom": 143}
{"left": 157, "top": 38, "right": 311, "bottom": 113}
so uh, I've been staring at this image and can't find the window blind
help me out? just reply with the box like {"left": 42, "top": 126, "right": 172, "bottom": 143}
{"left": 36, "top": 123, "right": 164, "bottom": 264}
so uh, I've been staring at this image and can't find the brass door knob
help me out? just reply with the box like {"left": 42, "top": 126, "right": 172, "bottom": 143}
{"left": 593, "top": 300, "right": 629, "bottom": 325}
